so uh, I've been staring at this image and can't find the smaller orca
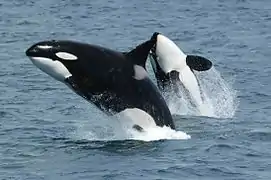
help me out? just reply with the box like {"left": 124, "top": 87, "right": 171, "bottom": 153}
{"left": 149, "top": 32, "right": 212, "bottom": 112}
{"left": 25, "top": 37, "right": 175, "bottom": 130}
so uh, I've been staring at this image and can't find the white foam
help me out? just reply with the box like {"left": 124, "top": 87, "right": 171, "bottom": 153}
{"left": 74, "top": 123, "right": 191, "bottom": 142}
{"left": 72, "top": 108, "right": 190, "bottom": 142}
{"left": 126, "top": 125, "right": 191, "bottom": 141}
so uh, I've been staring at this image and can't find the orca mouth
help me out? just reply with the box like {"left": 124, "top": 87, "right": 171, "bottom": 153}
{"left": 149, "top": 47, "right": 166, "bottom": 75}
{"left": 26, "top": 46, "right": 36, "bottom": 57}
{"left": 149, "top": 45, "right": 159, "bottom": 71}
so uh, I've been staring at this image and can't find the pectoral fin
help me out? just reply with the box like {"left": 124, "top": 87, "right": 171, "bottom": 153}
{"left": 186, "top": 55, "right": 212, "bottom": 71}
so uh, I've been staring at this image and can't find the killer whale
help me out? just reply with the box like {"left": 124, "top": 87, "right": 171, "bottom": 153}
{"left": 25, "top": 37, "right": 175, "bottom": 130}
{"left": 148, "top": 32, "right": 212, "bottom": 113}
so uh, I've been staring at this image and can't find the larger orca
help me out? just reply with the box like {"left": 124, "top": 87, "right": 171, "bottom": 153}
{"left": 149, "top": 32, "right": 213, "bottom": 114}
{"left": 25, "top": 37, "right": 175, "bottom": 130}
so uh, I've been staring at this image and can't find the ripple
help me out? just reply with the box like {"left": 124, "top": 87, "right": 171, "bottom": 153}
{"left": 205, "top": 143, "right": 240, "bottom": 152}
{"left": 245, "top": 152, "right": 262, "bottom": 157}
{"left": 60, "top": 15, "right": 72, "bottom": 20}
{"left": 16, "top": 20, "right": 39, "bottom": 26}
{"left": 247, "top": 129, "right": 271, "bottom": 141}
{"left": 253, "top": 91, "right": 270, "bottom": 98}
{"left": 0, "top": 111, "right": 10, "bottom": 118}
{"left": 52, "top": 137, "right": 164, "bottom": 155}
{"left": 1, "top": 162, "right": 25, "bottom": 170}
{"left": 208, "top": 166, "right": 243, "bottom": 176}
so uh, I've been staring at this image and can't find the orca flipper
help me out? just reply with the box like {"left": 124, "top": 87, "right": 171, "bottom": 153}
{"left": 186, "top": 55, "right": 212, "bottom": 71}
{"left": 124, "top": 33, "right": 158, "bottom": 68}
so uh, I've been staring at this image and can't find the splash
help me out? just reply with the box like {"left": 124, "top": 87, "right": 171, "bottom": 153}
{"left": 196, "top": 67, "right": 238, "bottom": 118}
{"left": 126, "top": 125, "right": 191, "bottom": 141}
{"left": 74, "top": 123, "right": 191, "bottom": 142}
{"left": 71, "top": 67, "right": 235, "bottom": 142}
{"left": 167, "top": 67, "right": 238, "bottom": 118}
{"left": 72, "top": 108, "right": 190, "bottom": 142}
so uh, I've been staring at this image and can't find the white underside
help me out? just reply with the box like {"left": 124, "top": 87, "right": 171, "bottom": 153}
{"left": 155, "top": 34, "right": 203, "bottom": 107}
{"left": 29, "top": 57, "right": 72, "bottom": 82}
{"left": 178, "top": 66, "right": 203, "bottom": 106}
{"left": 114, "top": 108, "right": 191, "bottom": 140}
{"left": 156, "top": 34, "right": 187, "bottom": 73}
{"left": 116, "top": 108, "right": 157, "bottom": 129}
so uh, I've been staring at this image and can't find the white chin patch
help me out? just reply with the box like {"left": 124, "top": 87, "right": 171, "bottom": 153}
{"left": 29, "top": 57, "right": 72, "bottom": 82}
{"left": 156, "top": 34, "right": 187, "bottom": 73}
{"left": 56, "top": 52, "right": 78, "bottom": 60}
{"left": 133, "top": 65, "right": 148, "bottom": 80}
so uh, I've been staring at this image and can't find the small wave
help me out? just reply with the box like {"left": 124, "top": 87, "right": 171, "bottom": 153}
{"left": 205, "top": 143, "right": 240, "bottom": 152}
{"left": 246, "top": 129, "right": 271, "bottom": 141}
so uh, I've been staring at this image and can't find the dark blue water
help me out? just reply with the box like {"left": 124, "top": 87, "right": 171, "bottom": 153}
{"left": 1, "top": 0, "right": 271, "bottom": 179}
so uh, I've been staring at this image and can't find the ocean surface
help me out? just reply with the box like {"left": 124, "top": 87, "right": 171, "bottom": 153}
{"left": 1, "top": 0, "right": 271, "bottom": 179}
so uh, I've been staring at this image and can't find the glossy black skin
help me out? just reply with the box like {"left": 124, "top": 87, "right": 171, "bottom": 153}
{"left": 26, "top": 39, "right": 175, "bottom": 129}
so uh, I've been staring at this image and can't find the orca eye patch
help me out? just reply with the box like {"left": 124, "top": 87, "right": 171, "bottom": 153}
{"left": 55, "top": 52, "right": 78, "bottom": 60}
{"left": 38, "top": 45, "right": 53, "bottom": 49}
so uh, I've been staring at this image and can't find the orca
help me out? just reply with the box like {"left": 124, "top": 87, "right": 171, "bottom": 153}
{"left": 25, "top": 37, "right": 175, "bottom": 130}
{"left": 149, "top": 32, "right": 212, "bottom": 113}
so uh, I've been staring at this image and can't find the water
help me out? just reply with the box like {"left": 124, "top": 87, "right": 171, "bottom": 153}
{"left": 1, "top": 0, "right": 271, "bottom": 179}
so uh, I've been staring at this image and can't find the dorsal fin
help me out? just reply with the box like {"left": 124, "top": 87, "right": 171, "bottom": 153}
{"left": 124, "top": 32, "right": 159, "bottom": 68}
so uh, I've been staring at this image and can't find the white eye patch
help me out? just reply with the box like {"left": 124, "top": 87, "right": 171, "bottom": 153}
{"left": 56, "top": 52, "right": 78, "bottom": 60}
{"left": 38, "top": 45, "right": 53, "bottom": 49}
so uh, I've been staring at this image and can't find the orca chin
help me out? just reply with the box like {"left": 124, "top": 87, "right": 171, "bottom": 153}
{"left": 26, "top": 37, "right": 176, "bottom": 130}
{"left": 27, "top": 56, "right": 72, "bottom": 82}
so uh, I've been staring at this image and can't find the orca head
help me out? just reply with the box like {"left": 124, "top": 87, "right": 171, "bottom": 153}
{"left": 26, "top": 40, "right": 80, "bottom": 82}
{"left": 149, "top": 33, "right": 213, "bottom": 89}
{"left": 150, "top": 33, "right": 187, "bottom": 74}
{"left": 149, "top": 33, "right": 216, "bottom": 113}
{"left": 149, "top": 33, "right": 186, "bottom": 90}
